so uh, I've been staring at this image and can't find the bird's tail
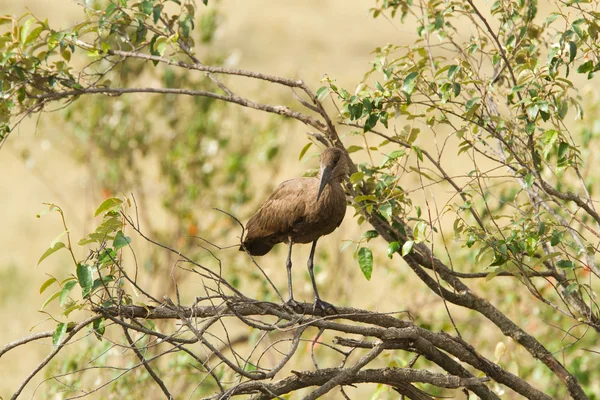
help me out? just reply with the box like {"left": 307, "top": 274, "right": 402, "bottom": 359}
{"left": 239, "top": 237, "right": 275, "bottom": 256}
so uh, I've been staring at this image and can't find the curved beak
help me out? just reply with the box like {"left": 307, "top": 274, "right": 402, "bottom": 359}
{"left": 316, "top": 165, "right": 332, "bottom": 201}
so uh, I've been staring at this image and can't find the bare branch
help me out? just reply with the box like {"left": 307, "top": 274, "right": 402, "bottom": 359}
{"left": 10, "top": 316, "right": 99, "bottom": 400}
{"left": 122, "top": 327, "right": 173, "bottom": 399}
{"left": 34, "top": 87, "right": 328, "bottom": 134}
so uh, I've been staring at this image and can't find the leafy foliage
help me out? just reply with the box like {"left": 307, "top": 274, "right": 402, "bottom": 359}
{"left": 324, "top": 0, "right": 600, "bottom": 396}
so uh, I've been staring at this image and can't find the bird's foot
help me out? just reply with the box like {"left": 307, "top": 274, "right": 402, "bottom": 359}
{"left": 312, "top": 298, "right": 337, "bottom": 315}
{"left": 284, "top": 298, "right": 301, "bottom": 312}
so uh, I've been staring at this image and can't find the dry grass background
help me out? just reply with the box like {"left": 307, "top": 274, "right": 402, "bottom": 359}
{"left": 0, "top": 0, "right": 591, "bottom": 398}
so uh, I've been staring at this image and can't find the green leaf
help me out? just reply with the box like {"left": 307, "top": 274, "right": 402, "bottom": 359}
{"left": 298, "top": 142, "right": 312, "bottom": 160}
{"left": 551, "top": 230, "right": 563, "bottom": 246}
{"left": 542, "top": 129, "right": 559, "bottom": 158}
{"left": 511, "top": 85, "right": 525, "bottom": 94}
{"left": 485, "top": 268, "right": 501, "bottom": 282}
{"left": 568, "top": 41, "right": 577, "bottom": 63}
{"left": 41, "top": 291, "right": 61, "bottom": 310}
{"left": 402, "top": 240, "right": 414, "bottom": 256}
{"left": 564, "top": 283, "right": 579, "bottom": 296}
{"left": 402, "top": 72, "right": 418, "bottom": 95}
{"left": 466, "top": 233, "right": 476, "bottom": 248}
{"left": 532, "top": 251, "right": 561, "bottom": 267}
{"left": 379, "top": 111, "right": 389, "bottom": 128}
{"left": 363, "top": 113, "right": 378, "bottom": 132}
{"left": 527, "top": 104, "right": 539, "bottom": 120}
{"left": 347, "top": 145, "right": 363, "bottom": 154}
{"left": 558, "top": 101, "right": 568, "bottom": 120}
{"left": 140, "top": 0, "right": 153, "bottom": 14}
{"left": 62, "top": 303, "right": 81, "bottom": 317}
{"left": 315, "top": 86, "right": 329, "bottom": 101}
{"left": 59, "top": 280, "right": 77, "bottom": 306}
{"left": 453, "top": 83, "right": 461, "bottom": 97}
{"left": 571, "top": 22, "right": 584, "bottom": 39}
{"left": 448, "top": 65, "right": 460, "bottom": 80}
{"left": 39, "top": 277, "right": 57, "bottom": 294}
{"left": 406, "top": 128, "right": 420, "bottom": 144}
{"left": 78, "top": 233, "right": 115, "bottom": 246}
{"left": 113, "top": 231, "right": 131, "bottom": 250}
{"left": 149, "top": 34, "right": 160, "bottom": 64}
{"left": 362, "top": 230, "right": 379, "bottom": 240}
{"left": 545, "top": 12, "right": 559, "bottom": 26}
{"left": 387, "top": 149, "right": 405, "bottom": 160}
{"left": 94, "top": 197, "right": 123, "bottom": 217}
{"left": 154, "top": 36, "right": 167, "bottom": 56}
{"left": 465, "top": 97, "right": 480, "bottom": 110}
{"left": 577, "top": 60, "right": 594, "bottom": 74}
{"left": 348, "top": 103, "right": 363, "bottom": 120}
{"left": 526, "top": 122, "right": 536, "bottom": 136}
{"left": 52, "top": 322, "right": 67, "bottom": 347}
{"left": 92, "top": 318, "right": 106, "bottom": 339}
{"left": 357, "top": 247, "right": 373, "bottom": 280}
{"left": 412, "top": 146, "right": 423, "bottom": 161}
{"left": 387, "top": 241, "right": 400, "bottom": 258}
{"left": 78, "top": 215, "right": 124, "bottom": 245}
{"left": 557, "top": 142, "right": 569, "bottom": 160}
{"left": 37, "top": 242, "right": 66, "bottom": 266}
{"left": 350, "top": 171, "right": 364, "bottom": 184}
{"left": 152, "top": 5, "right": 163, "bottom": 24}
{"left": 91, "top": 275, "right": 115, "bottom": 292}
{"left": 50, "top": 230, "right": 69, "bottom": 248}
{"left": 557, "top": 260, "right": 574, "bottom": 269}
{"left": 61, "top": 49, "right": 71, "bottom": 62}
{"left": 490, "top": 254, "right": 507, "bottom": 267}
{"left": 379, "top": 202, "right": 393, "bottom": 220}
{"left": 105, "top": 3, "right": 118, "bottom": 18}
{"left": 179, "top": 15, "right": 192, "bottom": 38}
{"left": 20, "top": 18, "right": 34, "bottom": 45}
{"left": 25, "top": 25, "right": 44, "bottom": 46}
{"left": 76, "top": 264, "right": 93, "bottom": 298}
{"left": 340, "top": 240, "right": 354, "bottom": 253}
{"left": 413, "top": 221, "right": 427, "bottom": 243}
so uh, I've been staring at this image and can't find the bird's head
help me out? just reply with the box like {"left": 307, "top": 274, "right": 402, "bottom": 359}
{"left": 317, "top": 147, "right": 348, "bottom": 201}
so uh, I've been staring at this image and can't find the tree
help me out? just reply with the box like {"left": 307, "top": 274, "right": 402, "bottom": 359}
{"left": 1, "top": 0, "right": 599, "bottom": 398}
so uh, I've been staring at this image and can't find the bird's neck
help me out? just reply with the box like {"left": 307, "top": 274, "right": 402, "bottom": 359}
{"left": 318, "top": 178, "right": 343, "bottom": 197}
{"left": 318, "top": 172, "right": 343, "bottom": 184}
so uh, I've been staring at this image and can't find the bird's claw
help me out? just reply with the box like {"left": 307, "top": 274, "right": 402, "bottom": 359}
{"left": 313, "top": 298, "right": 337, "bottom": 315}
{"left": 284, "top": 298, "right": 301, "bottom": 311}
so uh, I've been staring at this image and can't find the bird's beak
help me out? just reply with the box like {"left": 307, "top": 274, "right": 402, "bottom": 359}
{"left": 316, "top": 165, "right": 332, "bottom": 201}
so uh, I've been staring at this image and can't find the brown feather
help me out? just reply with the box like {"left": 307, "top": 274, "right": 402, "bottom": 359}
{"left": 241, "top": 147, "right": 347, "bottom": 256}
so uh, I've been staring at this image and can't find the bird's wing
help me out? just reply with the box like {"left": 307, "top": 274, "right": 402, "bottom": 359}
{"left": 245, "top": 178, "right": 313, "bottom": 240}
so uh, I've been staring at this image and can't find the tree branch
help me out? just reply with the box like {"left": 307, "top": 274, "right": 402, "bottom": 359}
{"left": 10, "top": 316, "right": 99, "bottom": 400}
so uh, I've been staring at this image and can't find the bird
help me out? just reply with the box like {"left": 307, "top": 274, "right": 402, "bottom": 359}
{"left": 240, "top": 147, "right": 348, "bottom": 312}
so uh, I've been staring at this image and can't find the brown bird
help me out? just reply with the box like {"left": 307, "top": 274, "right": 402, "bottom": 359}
{"left": 240, "top": 147, "right": 348, "bottom": 311}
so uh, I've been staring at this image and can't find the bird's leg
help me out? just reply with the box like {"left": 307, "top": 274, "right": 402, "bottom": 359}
{"left": 307, "top": 240, "right": 336, "bottom": 314}
{"left": 285, "top": 239, "right": 299, "bottom": 308}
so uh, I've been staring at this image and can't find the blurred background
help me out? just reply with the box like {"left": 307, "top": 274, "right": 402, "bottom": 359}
{"left": 1, "top": 0, "right": 597, "bottom": 398}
